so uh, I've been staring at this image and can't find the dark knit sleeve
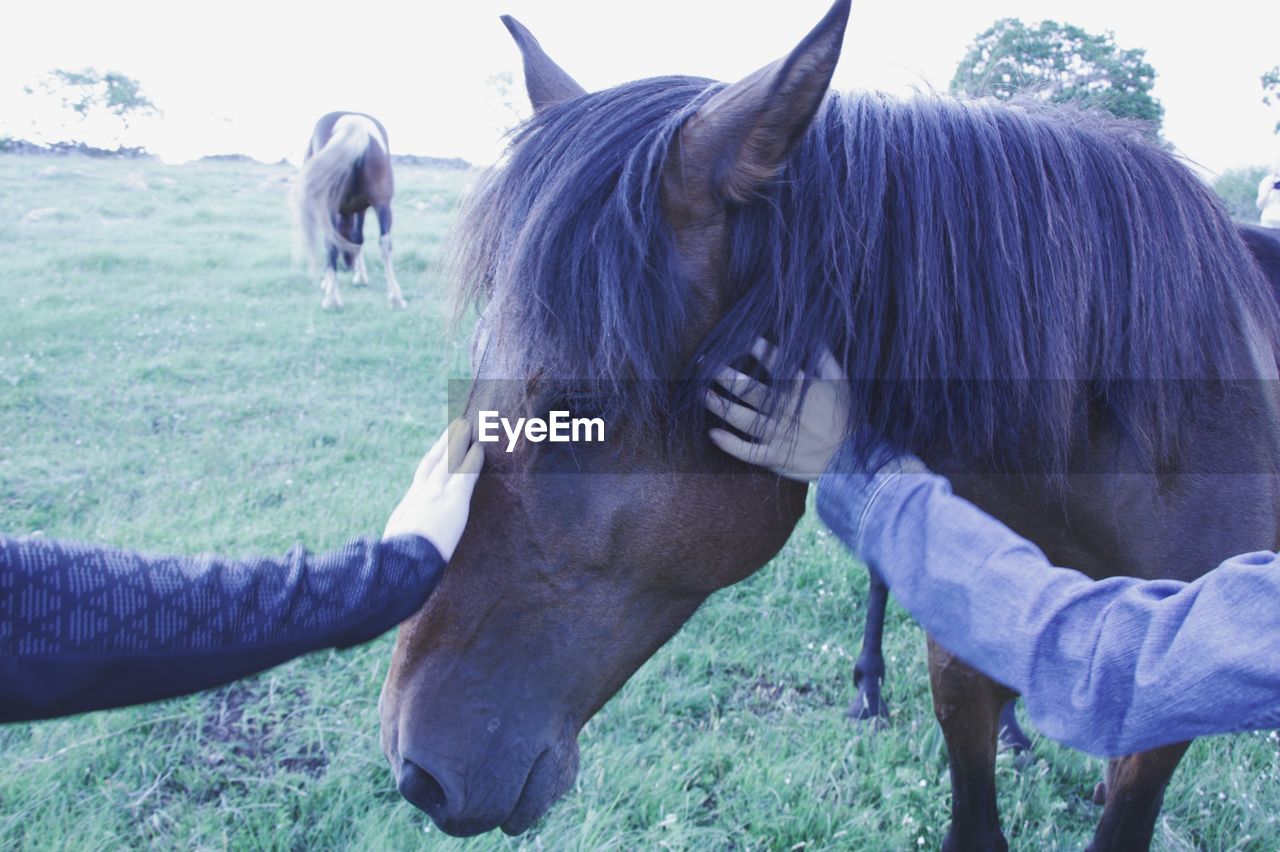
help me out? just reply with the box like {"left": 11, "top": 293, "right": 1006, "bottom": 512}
{"left": 0, "top": 534, "right": 444, "bottom": 723}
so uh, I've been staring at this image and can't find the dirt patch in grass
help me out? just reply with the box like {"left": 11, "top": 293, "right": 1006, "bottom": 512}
{"left": 200, "top": 682, "right": 328, "bottom": 778}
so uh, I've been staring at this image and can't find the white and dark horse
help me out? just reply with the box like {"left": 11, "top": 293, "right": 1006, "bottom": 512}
{"left": 292, "top": 111, "right": 406, "bottom": 310}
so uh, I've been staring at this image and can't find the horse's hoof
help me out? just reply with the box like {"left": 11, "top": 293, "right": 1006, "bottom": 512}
{"left": 321, "top": 295, "right": 343, "bottom": 310}
{"left": 997, "top": 727, "right": 1033, "bottom": 755}
{"left": 1000, "top": 749, "right": 1034, "bottom": 773}
{"left": 941, "top": 829, "right": 1008, "bottom": 852}
{"left": 846, "top": 694, "right": 890, "bottom": 726}
{"left": 1092, "top": 780, "right": 1107, "bottom": 805}
{"left": 390, "top": 296, "right": 407, "bottom": 310}
{"left": 848, "top": 713, "right": 889, "bottom": 732}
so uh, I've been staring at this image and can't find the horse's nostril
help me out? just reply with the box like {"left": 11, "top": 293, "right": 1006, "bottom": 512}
{"left": 398, "top": 759, "right": 449, "bottom": 816}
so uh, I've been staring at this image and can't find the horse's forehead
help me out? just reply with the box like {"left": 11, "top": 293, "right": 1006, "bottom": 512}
{"left": 469, "top": 306, "right": 493, "bottom": 375}
{"left": 465, "top": 307, "right": 528, "bottom": 415}
{"left": 467, "top": 303, "right": 536, "bottom": 382}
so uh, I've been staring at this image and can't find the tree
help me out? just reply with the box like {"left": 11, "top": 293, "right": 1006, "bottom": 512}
{"left": 1264, "top": 65, "right": 1280, "bottom": 134}
{"left": 950, "top": 19, "right": 1163, "bottom": 131}
{"left": 1212, "top": 165, "right": 1269, "bottom": 222}
{"left": 486, "top": 70, "right": 527, "bottom": 136}
{"left": 25, "top": 68, "right": 160, "bottom": 145}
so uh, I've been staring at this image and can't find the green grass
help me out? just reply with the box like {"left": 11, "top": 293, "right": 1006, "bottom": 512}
{"left": 2, "top": 155, "right": 1277, "bottom": 851}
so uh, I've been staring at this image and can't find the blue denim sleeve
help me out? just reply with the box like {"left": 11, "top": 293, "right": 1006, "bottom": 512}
{"left": 0, "top": 534, "right": 444, "bottom": 722}
{"left": 814, "top": 441, "right": 1280, "bottom": 757}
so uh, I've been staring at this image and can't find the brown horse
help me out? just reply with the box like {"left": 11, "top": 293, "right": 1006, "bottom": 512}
{"left": 380, "top": 4, "right": 1280, "bottom": 847}
{"left": 292, "top": 111, "right": 406, "bottom": 310}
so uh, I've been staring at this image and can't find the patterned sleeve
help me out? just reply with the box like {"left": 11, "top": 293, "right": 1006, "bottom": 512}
{"left": 0, "top": 534, "right": 444, "bottom": 722}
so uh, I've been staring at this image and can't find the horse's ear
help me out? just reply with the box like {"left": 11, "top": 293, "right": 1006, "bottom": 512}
{"left": 668, "top": 0, "right": 849, "bottom": 214}
{"left": 501, "top": 15, "right": 587, "bottom": 112}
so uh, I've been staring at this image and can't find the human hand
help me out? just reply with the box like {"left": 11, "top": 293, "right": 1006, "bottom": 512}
{"left": 704, "top": 339, "right": 851, "bottom": 482}
{"left": 383, "top": 419, "right": 484, "bottom": 561}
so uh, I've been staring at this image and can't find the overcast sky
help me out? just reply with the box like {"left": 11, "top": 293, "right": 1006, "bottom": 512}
{"left": 3, "top": 0, "right": 1278, "bottom": 177}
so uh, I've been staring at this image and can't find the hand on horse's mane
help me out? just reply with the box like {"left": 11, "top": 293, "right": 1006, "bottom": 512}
{"left": 705, "top": 338, "right": 851, "bottom": 483}
{"left": 384, "top": 420, "right": 484, "bottom": 561}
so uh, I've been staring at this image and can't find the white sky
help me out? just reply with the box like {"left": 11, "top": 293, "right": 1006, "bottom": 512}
{"left": 3, "top": 0, "right": 1278, "bottom": 177}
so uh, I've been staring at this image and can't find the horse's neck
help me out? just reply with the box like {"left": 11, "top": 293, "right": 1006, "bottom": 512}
{"left": 945, "top": 289, "right": 1280, "bottom": 582}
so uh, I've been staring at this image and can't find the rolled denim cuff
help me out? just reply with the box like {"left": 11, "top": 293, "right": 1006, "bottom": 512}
{"left": 815, "top": 438, "right": 929, "bottom": 557}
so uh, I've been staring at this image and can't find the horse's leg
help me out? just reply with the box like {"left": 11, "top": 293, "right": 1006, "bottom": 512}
{"left": 848, "top": 567, "right": 890, "bottom": 722}
{"left": 352, "top": 210, "right": 369, "bottom": 285}
{"left": 1087, "top": 742, "right": 1191, "bottom": 852}
{"left": 321, "top": 241, "right": 343, "bottom": 309}
{"left": 997, "top": 698, "right": 1032, "bottom": 754}
{"left": 929, "top": 637, "right": 1011, "bottom": 852}
{"left": 375, "top": 204, "right": 407, "bottom": 309}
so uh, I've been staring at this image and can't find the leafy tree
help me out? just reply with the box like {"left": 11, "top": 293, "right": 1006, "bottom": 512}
{"left": 26, "top": 68, "right": 160, "bottom": 144}
{"left": 1264, "top": 65, "right": 1280, "bottom": 134}
{"left": 951, "top": 19, "right": 1163, "bottom": 131}
{"left": 486, "top": 70, "right": 527, "bottom": 135}
{"left": 1212, "top": 165, "right": 1269, "bottom": 222}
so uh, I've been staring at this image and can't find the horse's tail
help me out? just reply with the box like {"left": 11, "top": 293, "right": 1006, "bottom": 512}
{"left": 291, "top": 117, "right": 373, "bottom": 271}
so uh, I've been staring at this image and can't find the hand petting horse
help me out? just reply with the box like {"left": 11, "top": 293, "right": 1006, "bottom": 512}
{"left": 292, "top": 111, "right": 406, "bottom": 310}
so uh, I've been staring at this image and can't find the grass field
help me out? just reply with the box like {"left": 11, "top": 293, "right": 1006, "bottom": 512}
{"left": 2, "top": 154, "right": 1278, "bottom": 851}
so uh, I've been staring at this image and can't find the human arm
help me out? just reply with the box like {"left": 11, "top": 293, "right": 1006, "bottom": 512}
{"left": 814, "top": 453, "right": 1280, "bottom": 756}
{"left": 0, "top": 533, "right": 443, "bottom": 722}
{"left": 1, "top": 421, "right": 483, "bottom": 723}
{"left": 705, "top": 339, "right": 1280, "bottom": 756}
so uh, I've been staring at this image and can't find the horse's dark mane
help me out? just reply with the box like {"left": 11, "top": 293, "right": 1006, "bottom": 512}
{"left": 453, "top": 76, "right": 1278, "bottom": 471}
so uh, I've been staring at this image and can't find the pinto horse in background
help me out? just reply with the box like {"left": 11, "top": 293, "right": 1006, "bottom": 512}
{"left": 292, "top": 111, "right": 406, "bottom": 310}
{"left": 379, "top": 4, "right": 1280, "bottom": 848}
